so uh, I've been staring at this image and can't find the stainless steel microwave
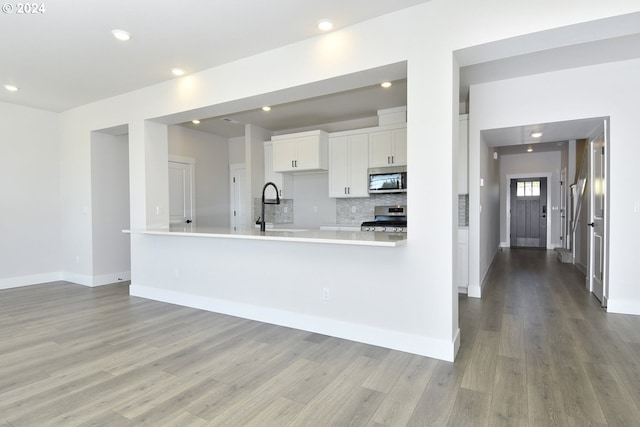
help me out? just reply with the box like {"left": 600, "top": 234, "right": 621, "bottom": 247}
{"left": 368, "top": 166, "right": 407, "bottom": 194}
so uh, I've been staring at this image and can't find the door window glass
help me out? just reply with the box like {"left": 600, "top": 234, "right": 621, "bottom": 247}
{"left": 516, "top": 180, "right": 541, "bottom": 197}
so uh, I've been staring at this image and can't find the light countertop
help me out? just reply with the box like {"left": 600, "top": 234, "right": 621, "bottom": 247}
{"left": 124, "top": 226, "right": 406, "bottom": 247}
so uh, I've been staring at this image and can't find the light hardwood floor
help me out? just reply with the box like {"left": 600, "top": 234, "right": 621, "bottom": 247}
{"left": 2, "top": 248, "right": 640, "bottom": 426}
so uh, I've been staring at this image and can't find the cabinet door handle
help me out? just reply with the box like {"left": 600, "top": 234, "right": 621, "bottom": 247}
{"left": 391, "top": 155, "right": 394, "bottom": 164}
{"left": 291, "top": 160, "right": 294, "bottom": 168}
{"left": 387, "top": 156, "right": 391, "bottom": 164}
{"left": 344, "top": 187, "right": 347, "bottom": 194}
{"left": 347, "top": 187, "right": 350, "bottom": 194}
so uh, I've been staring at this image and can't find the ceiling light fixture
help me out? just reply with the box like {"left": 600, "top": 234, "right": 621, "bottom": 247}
{"left": 530, "top": 131, "right": 543, "bottom": 138}
{"left": 381, "top": 81, "right": 392, "bottom": 88}
{"left": 3, "top": 84, "right": 18, "bottom": 92}
{"left": 171, "top": 67, "right": 185, "bottom": 76}
{"left": 527, "top": 147, "right": 534, "bottom": 152}
{"left": 262, "top": 106, "right": 271, "bottom": 112}
{"left": 111, "top": 29, "right": 131, "bottom": 41}
{"left": 318, "top": 19, "right": 333, "bottom": 31}
{"left": 192, "top": 119, "right": 200, "bottom": 124}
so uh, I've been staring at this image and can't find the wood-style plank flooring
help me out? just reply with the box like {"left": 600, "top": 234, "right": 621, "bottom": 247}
{"left": 2, "top": 248, "right": 640, "bottom": 426}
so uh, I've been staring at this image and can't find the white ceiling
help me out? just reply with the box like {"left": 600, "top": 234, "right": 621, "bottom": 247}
{"left": 2, "top": 2, "right": 639, "bottom": 149}
{"left": 482, "top": 118, "right": 606, "bottom": 155}
{"left": 0, "top": 0, "right": 427, "bottom": 112}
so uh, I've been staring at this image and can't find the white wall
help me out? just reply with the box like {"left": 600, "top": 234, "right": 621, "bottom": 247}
{"left": 228, "top": 136, "right": 245, "bottom": 165}
{"left": 292, "top": 173, "right": 337, "bottom": 228}
{"left": 55, "top": 1, "right": 640, "bottom": 360}
{"left": 91, "top": 132, "right": 131, "bottom": 284}
{"left": 470, "top": 58, "right": 640, "bottom": 315}
{"left": 499, "top": 151, "right": 561, "bottom": 248}
{"left": 0, "top": 102, "right": 61, "bottom": 288}
{"left": 168, "top": 125, "right": 230, "bottom": 228}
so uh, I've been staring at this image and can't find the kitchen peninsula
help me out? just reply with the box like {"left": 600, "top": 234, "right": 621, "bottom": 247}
{"left": 126, "top": 226, "right": 406, "bottom": 247}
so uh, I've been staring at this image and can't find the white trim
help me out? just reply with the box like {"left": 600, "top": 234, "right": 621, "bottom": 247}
{"left": 607, "top": 298, "right": 640, "bottom": 316}
{"left": 63, "top": 271, "right": 131, "bottom": 287}
{"left": 0, "top": 272, "right": 63, "bottom": 290}
{"left": 92, "top": 271, "right": 131, "bottom": 286}
{"left": 505, "top": 173, "right": 553, "bottom": 249}
{"left": 168, "top": 156, "right": 196, "bottom": 227}
{"left": 130, "top": 283, "right": 458, "bottom": 362}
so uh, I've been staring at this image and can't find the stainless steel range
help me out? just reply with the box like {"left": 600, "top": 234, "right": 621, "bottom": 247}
{"left": 361, "top": 205, "right": 407, "bottom": 232}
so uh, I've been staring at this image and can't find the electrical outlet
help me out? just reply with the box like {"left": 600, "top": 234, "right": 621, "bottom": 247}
{"left": 322, "top": 287, "right": 330, "bottom": 301}
{"left": 634, "top": 201, "right": 640, "bottom": 213}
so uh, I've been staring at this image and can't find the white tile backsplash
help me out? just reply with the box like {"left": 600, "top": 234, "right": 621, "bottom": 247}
{"left": 336, "top": 193, "right": 407, "bottom": 224}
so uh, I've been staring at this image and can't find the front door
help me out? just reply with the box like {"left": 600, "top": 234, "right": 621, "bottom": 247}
{"left": 589, "top": 126, "right": 606, "bottom": 304}
{"left": 510, "top": 177, "right": 547, "bottom": 248}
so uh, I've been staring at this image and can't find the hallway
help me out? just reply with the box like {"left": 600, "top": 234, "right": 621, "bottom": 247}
{"left": 457, "top": 248, "right": 640, "bottom": 425}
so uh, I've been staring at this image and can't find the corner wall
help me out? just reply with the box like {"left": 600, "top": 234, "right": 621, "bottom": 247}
{"left": 0, "top": 102, "right": 62, "bottom": 289}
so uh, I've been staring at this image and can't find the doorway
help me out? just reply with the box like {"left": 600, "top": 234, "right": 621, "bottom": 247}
{"left": 168, "top": 158, "right": 194, "bottom": 229}
{"left": 509, "top": 177, "right": 548, "bottom": 248}
{"left": 229, "top": 163, "right": 248, "bottom": 231}
{"left": 588, "top": 126, "right": 607, "bottom": 305}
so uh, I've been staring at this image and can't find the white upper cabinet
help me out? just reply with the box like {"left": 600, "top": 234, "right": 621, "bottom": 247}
{"left": 264, "top": 141, "right": 293, "bottom": 198}
{"left": 458, "top": 115, "right": 468, "bottom": 194}
{"left": 272, "top": 130, "right": 328, "bottom": 172}
{"left": 368, "top": 126, "right": 407, "bottom": 167}
{"left": 329, "top": 133, "right": 369, "bottom": 198}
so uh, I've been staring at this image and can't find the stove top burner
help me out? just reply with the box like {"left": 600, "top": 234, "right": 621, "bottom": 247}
{"left": 361, "top": 205, "right": 407, "bottom": 233}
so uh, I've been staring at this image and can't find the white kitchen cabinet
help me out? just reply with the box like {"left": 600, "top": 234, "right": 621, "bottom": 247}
{"left": 458, "top": 228, "right": 469, "bottom": 293}
{"left": 272, "top": 130, "right": 328, "bottom": 172}
{"left": 458, "top": 115, "right": 468, "bottom": 194}
{"left": 263, "top": 141, "right": 293, "bottom": 198}
{"left": 329, "top": 133, "right": 369, "bottom": 198}
{"left": 368, "top": 126, "right": 407, "bottom": 167}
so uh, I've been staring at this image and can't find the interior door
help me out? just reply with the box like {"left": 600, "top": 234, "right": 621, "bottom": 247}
{"left": 589, "top": 127, "right": 606, "bottom": 304}
{"left": 510, "top": 177, "right": 547, "bottom": 248}
{"left": 168, "top": 160, "right": 193, "bottom": 228}
{"left": 229, "top": 164, "right": 247, "bottom": 231}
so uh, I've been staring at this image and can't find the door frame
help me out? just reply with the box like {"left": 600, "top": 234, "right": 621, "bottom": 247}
{"left": 505, "top": 172, "right": 552, "bottom": 249}
{"left": 168, "top": 155, "right": 195, "bottom": 227}
{"left": 229, "top": 163, "right": 247, "bottom": 231}
{"left": 587, "top": 122, "right": 608, "bottom": 306}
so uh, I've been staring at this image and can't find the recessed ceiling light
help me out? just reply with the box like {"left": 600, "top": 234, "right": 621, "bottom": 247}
{"left": 262, "top": 106, "right": 271, "bottom": 112}
{"left": 3, "top": 84, "right": 18, "bottom": 92}
{"left": 318, "top": 19, "right": 333, "bottom": 31}
{"left": 111, "top": 29, "right": 131, "bottom": 41}
{"left": 527, "top": 147, "right": 534, "bottom": 152}
{"left": 530, "top": 131, "right": 543, "bottom": 138}
{"left": 381, "top": 81, "right": 392, "bottom": 88}
{"left": 192, "top": 119, "right": 200, "bottom": 124}
{"left": 171, "top": 67, "right": 185, "bottom": 76}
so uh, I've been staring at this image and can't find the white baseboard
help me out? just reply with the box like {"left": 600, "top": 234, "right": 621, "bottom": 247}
{"left": 0, "top": 272, "right": 63, "bottom": 290}
{"left": 63, "top": 271, "right": 130, "bottom": 287}
{"left": 131, "top": 283, "right": 458, "bottom": 362}
{"left": 607, "top": 298, "right": 640, "bottom": 316}
{"left": 575, "top": 262, "right": 587, "bottom": 275}
{"left": 92, "top": 271, "right": 131, "bottom": 286}
{"left": 468, "top": 284, "right": 482, "bottom": 298}
{"left": 458, "top": 286, "right": 468, "bottom": 294}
